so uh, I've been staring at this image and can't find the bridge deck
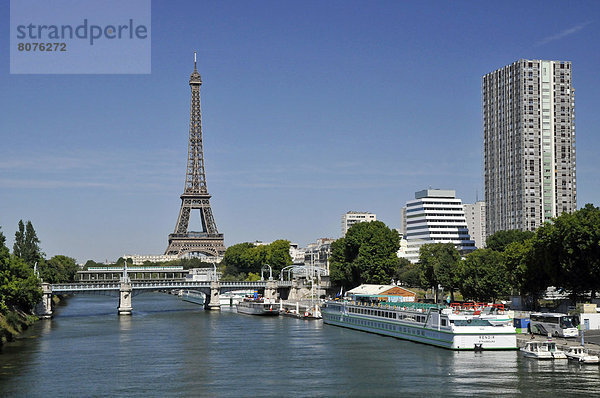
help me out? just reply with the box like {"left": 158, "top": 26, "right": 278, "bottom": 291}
{"left": 51, "top": 280, "right": 293, "bottom": 293}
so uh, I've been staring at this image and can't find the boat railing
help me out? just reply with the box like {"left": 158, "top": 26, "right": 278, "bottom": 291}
{"left": 450, "top": 302, "right": 505, "bottom": 315}
{"left": 350, "top": 300, "right": 441, "bottom": 313}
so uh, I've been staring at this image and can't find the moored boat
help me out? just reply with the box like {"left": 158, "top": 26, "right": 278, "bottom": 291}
{"left": 322, "top": 300, "right": 517, "bottom": 351}
{"left": 236, "top": 297, "right": 279, "bottom": 316}
{"left": 565, "top": 346, "right": 600, "bottom": 364}
{"left": 520, "top": 341, "right": 553, "bottom": 359}
{"left": 542, "top": 340, "right": 567, "bottom": 359}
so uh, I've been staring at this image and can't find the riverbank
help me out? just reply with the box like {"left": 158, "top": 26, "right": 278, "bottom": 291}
{"left": 0, "top": 296, "right": 62, "bottom": 348}
{"left": 0, "top": 310, "right": 37, "bottom": 347}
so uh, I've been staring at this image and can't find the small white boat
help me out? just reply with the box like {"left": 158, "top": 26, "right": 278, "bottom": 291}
{"left": 542, "top": 341, "right": 567, "bottom": 359}
{"left": 565, "top": 346, "right": 600, "bottom": 364}
{"left": 521, "top": 341, "right": 553, "bottom": 359}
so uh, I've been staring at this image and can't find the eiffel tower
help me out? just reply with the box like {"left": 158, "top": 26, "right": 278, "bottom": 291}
{"left": 165, "top": 54, "right": 225, "bottom": 259}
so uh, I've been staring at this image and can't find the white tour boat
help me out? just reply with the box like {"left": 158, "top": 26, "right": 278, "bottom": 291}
{"left": 322, "top": 300, "right": 517, "bottom": 351}
{"left": 236, "top": 297, "right": 279, "bottom": 316}
{"left": 520, "top": 341, "right": 553, "bottom": 359}
{"left": 565, "top": 346, "right": 600, "bottom": 364}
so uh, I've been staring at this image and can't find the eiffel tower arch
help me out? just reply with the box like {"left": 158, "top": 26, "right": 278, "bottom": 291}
{"left": 165, "top": 55, "right": 226, "bottom": 260}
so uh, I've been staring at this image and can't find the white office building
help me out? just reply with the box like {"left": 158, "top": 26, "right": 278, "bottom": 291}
{"left": 463, "top": 201, "right": 487, "bottom": 249}
{"left": 341, "top": 211, "right": 376, "bottom": 236}
{"left": 402, "top": 189, "right": 476, "bottom": 263}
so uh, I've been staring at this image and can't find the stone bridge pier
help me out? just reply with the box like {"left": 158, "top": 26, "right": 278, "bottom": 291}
{"left": 118, "top": 281, "right": 133, "bottom": 315}
{"left": 264, "top": 280, "right": 278, "bottom": 301}
{"left": 205, "top": 281, "right": 221, "bottom": 311}
{"left": 35, "top": 283, "right": 53, "bottom": 319}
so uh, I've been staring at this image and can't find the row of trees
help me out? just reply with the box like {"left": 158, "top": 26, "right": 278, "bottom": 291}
{"left": 406, "top": 204, "right": 600, "bottom": 303}
{"left": 1, "top": 221, "right": 79, "bottom": 314}
{"left": 330, "top": 204, "right": 600, "bottom": 305}
{"left": 221, "top": 240, "right": 292, "bottom": 281}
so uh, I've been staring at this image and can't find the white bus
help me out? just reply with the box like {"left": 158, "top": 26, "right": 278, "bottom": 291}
{"left": 528, "top": 313, "right": 578, "bottom": 338}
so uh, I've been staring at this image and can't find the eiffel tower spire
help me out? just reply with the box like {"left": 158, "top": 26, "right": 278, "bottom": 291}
{"left": 165, "top": 54, "right": 225, "bottom": 259}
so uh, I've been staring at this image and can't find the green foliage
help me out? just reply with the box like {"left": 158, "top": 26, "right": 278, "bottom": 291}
{"left": 531, "top": 204, "right": 600, "bottom": 300}
{"left": 417, "top": 243, "right": 461, "bottom": 302}
{"left": 12, "top": 221, "right": 25, "bottom": 259}
{"left": 458, "top": 249, "right": 510, "bottom": 302}
{"left": 13, "top": 220, "right": 43, "bottom": 267}
{"left": 222, "top": 240, "right": 292, "bottom": 279}
{"left": 486, "top": 229, "right": 534, "bottom": 252}
{"left": 246, "top": 272, "right": 261, "bottom": 282}
{"left": 39, "top": 255, "right": 79, "bottom": 283}
{"left": 83, "top": 259, "right": 103, "bottom": 270}
{"left": 329, "top": 221, "right": 400, "bottom": 289}
{"left": 394, "top": 257, "right": 420, "bottom": 287}
{"left": 0, "top": 254, "right": 42, "bottom": 313}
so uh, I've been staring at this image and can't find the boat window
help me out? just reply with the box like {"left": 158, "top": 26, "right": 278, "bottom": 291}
{"left": 452, "top": 319, "right": 493, "bottom": 326}
{"left": 441, "top": 319, "right": 447, "bottom": 326}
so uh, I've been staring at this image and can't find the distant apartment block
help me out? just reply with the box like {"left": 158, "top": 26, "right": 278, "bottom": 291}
{"left": 483, "top": 59, "right": 576, "bottom": 235}
{"left": 463, "top": 201, "right": 487, "bottom": 249}
{"left": 304, "top": 238, "right": 335, "bottom": 275}
{"left": 123, "top": 254, "right": 179, "bottom": 265}
{"left": 395, "top": 229, "right": 409, "bottom": 259}
{"left": 402, "top": 189, "right": 475, "bottom": 263}
{"left": 341, "top": 211, "right": 376, "bottom": 236}
{"left": 289, "top": 243, "right": 306, "bottom": 264}
{"left": 400, "top": 207, "right": 407, "bottom": 236}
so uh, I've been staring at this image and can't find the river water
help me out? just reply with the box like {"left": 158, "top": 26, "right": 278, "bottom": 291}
{"left": 1, "top": 293, "right": 600, "bottom": 397}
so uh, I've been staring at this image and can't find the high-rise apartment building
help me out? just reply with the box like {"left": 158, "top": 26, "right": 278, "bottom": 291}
{"left": 463, "top": 201, "right": 486, "bottom": 249}
{"left": 483, "top": 59, "right": 576, "bottom": 235}
{"left": 402, "top": 189, "right": 475, "bottom": 263}
{"left": 341, "top": 211, "right": 376, "bottom": 236}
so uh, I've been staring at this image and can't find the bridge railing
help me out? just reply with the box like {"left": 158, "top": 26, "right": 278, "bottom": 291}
{"left": 50, "top": 279, "right": 294, "bottom": 292}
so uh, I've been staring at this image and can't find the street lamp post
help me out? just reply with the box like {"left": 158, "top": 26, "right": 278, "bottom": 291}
{"left": 261, "top": 264, "right": 273, "bottom": 281}
{"left": 211, "top": 262, "right": 218, "bottom": 281}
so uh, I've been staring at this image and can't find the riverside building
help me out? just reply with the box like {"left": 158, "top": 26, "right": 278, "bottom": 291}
{"left": 483, "top": 59, "right": 576, "bottom": 235}
{"left": 402, "top": 189, "right": 475, "bottom": 263}
{"left": 463, "top": 201, "right": 487, "bottom": 249}
{"left": 341, "top": 211, "right": 376, "bottom": 236}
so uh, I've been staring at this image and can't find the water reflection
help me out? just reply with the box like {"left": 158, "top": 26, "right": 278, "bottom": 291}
{"left": 2, "top": 294, "right": 600, "bottom": 397}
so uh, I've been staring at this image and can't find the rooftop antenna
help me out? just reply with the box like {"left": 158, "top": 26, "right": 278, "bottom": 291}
{"left": 194, "top": 51, "right": 197, "bottom": 71}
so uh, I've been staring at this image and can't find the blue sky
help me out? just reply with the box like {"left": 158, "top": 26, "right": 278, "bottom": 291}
{"left": 1, "top": 1, "right": 599, "bottom": 263}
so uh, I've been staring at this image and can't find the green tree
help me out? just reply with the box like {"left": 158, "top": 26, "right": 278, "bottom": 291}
{"left": 39, "top": 255, "right": 79, "bottom": 283}
{"left": 486, "top": 229, "right": 534, "bottom": 252}
{"left": 13, "top": 220, "right": 25, "bottom": 258}
{"left": 418, "top": 243, "right": 460, "bottom": 302}
{"left": 0, "top": 228, "right": 42, "bottom": 313}
{"left": 221, "top": 240, "right": 292, "bottom": 279}
{"left": 83, "top": 259, "right": 103, "bottom": 270}
{"left": 13, "top": 220, "right": 43, "bottom": 267}
{"left": 394, "top": 257, "right": 420, "bottom": 287}
{"left": 532, "top": 204, "right": 600, "bottom": 301}
{"left": 329, "top": 221, "right": 400, "bottom": 289}
{"left": 458, "top": 249, "right": 510, "bottom": 302}
{"left": 267, "top": 240, "right": 293, "bottom": 277}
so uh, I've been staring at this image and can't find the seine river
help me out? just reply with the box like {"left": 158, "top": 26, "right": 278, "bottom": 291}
{"left": 2, "top": 293, "right": 600, "bottom": 397}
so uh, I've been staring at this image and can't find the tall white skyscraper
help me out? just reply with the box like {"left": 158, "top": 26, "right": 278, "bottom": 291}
{"left": 483, "top": 59, "right": 576, "bottom": 235}
{"left": 402, "top": 189, "right": 475, "bottom": 263}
